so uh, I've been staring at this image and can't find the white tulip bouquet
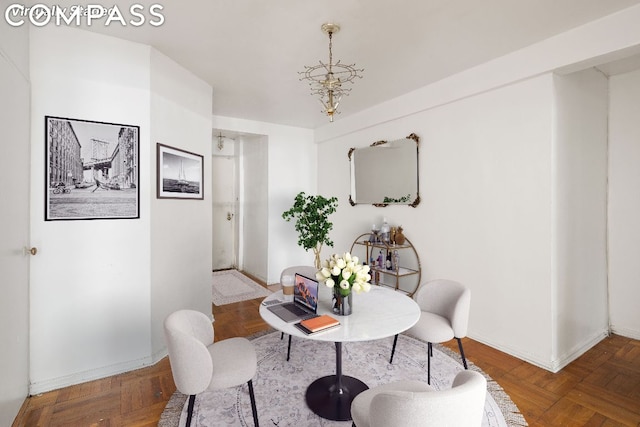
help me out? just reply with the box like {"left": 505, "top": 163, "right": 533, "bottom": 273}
{"left": 316, "top": 252, "right": 372, "bottom": 297}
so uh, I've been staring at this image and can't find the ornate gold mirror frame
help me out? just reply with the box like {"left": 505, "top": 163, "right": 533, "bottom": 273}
{"left": 348, "top": 133, "right": 420, "bottom": 207}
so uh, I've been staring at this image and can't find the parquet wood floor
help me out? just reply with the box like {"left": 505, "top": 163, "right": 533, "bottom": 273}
{"left": 12, "top": 278, "right": 640, "bottom": 426}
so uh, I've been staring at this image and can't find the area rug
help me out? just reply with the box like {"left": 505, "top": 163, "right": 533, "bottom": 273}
{"left": 159, "top": 331, "right": 528, "bottom": 427}
{"left": 212, "top": 270, "right": 272, "bottom": 306}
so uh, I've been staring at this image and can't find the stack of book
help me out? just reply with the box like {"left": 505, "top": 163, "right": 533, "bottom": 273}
{"left": 295, "top": 314, "right": 340, "bottom": 335}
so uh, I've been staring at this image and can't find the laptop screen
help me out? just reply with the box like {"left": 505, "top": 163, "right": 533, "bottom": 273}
{"left": 294, "top": 273, "right": 319, "bottom": 313}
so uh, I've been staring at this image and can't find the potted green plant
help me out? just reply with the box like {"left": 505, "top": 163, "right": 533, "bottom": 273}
{"left": 282, "top": 191, "right": 338, "bottom": 269}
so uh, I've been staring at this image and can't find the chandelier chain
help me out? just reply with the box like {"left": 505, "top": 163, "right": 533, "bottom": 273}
{"left": 328, "top": 30, "right": 333, "bottom": 74}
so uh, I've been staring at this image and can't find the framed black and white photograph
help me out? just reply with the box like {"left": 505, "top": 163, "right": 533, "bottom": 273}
{"left": 45, "top": 116, "right": 140, "bottom": 221}
{"left": 156, "top": 143, "right": 204, "bottom": 200}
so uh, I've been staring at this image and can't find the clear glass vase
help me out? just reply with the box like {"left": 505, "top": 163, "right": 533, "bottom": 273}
{"left": 333, "top": 289, "right": 353, "bottom": 316}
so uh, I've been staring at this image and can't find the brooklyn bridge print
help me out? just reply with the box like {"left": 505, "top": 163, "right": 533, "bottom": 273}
{"left": 45, "top": 116, "right": 140, "bottom": 220}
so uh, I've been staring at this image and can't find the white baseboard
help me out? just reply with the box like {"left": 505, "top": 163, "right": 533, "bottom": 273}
{"left": 468, "top": 332, "right": 556, "bottom": 372}
{"left": 610, "top": 325, "right": 640, "bottom": 340}
{"left": 468, "top": 329, "right": 609, "bottom": 373}
{"left": 549, "top": 330, "right": 608, "bottom": 372}
{"left": 29, "top": 350, "right": 167, "bottom": 395}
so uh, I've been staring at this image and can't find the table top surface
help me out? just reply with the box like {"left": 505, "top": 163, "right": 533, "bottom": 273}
{"left": 259, "top": 284, "right": 420, "bottom": 342}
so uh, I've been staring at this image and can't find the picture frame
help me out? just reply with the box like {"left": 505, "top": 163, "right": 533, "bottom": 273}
{"left": 45, "top": 116, "right": 140, "bottom": 221}
{"left": 156, "top": 143, "right": 204, "bottom": 200}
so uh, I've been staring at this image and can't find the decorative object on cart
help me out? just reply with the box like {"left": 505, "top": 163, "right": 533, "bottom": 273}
{"left": 157, "top": 143, "right": 204, "bottom": 200}
{"left": 380, "top": 218, "right": 390, "bottom": 243}
{"left": 299, "top": 23, "right": 364, "bottom": 123}
{"left": 45, "top": 115, "right": 140, "bottom": 221}
{"left": 394, "top": 226, "right": 406, "bottom": 245}
{"left": 350, "top": 231, "right": 421, "bottom": 296}
{"left": 393, "top": 250, "right": 400, "bottom": 272}
{"left": 316, "top": 252, "right": 371, "bottom": 316}
{"left": 369, "top": 224, "right": 379, "bottom": 243}
{"left": 348, "top": 133, "right": 420, "bottom": 207}
{"left": 282, "top": 192, "right": 338, "bottom": 269}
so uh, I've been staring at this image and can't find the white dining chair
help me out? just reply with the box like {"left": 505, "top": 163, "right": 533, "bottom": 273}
{"left": 350, "top": 370, "right": 486, "bottom": 427}
{"left": 164, "top": 309, "right": 259, "bottom": 427}
{"left": 389, "top": 279, "right": 470, "bottom": 384}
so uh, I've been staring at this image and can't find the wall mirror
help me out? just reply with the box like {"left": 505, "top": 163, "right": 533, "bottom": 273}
{"left": 348, "top": 133, "right": 420, "bottom": 207}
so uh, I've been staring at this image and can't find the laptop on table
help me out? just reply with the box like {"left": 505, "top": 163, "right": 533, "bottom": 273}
{"left": 267, "top": 273, "right": 319, "bottom": 323}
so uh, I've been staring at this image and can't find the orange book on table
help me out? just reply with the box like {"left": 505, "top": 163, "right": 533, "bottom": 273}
{"left": 300, "top": 314, "right": 340, "bottom": 332}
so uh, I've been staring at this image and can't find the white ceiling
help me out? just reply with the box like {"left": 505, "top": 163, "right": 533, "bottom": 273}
{"left": 49, "top": 0, "right": 640, "bottom": 129}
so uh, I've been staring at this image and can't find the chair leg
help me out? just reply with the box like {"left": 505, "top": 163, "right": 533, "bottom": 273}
{"left": 286, "top": 334, "right": 292, "bottom": 361}
{"left": 248, "top": 379, "right": 259, "bottom": 427}
{"left": 280, "top": 332, "right": 284, "bottom": 340}
{"left": 427, "top": 342, "right": 432, "bottom": 385}
{"left": 185, "top": 394, "right": 196, "bottom": 427}
{"left": 456, "top": 337, "right": 468, "bottom": 369}
{"left": 389, "top": 334, "right": 399, "bottom": 364}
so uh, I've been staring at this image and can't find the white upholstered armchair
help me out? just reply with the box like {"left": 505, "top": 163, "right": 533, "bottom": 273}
{"left": 390, "top": 279, "right": 471, "bottom": 384}
{"left": 350, "top": 370, "right": 487, "bottom": 427}
{"left": 164, "top": 309, "right": 259, "bottom": 427}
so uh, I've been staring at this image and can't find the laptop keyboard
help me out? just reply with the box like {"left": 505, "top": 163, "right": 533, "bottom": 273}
{"left": 287, "top": 304, "right": 310, "bottom": 316}
{"left": 283, "top": 304, "right": 317, "bottom": 320}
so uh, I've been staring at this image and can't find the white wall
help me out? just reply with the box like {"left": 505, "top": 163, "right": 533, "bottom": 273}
{"left": 29, "top": 26, "right": 152, "bottom": 393}
{"left": 239, "top": 135, "right": 268, "bottom": 281}
{"left": 318, "top": 75, "right": 557, "bottom": 368}
{"left": 28, "top": 26, "right": 213, "bottom": 393}
{"left": 608, "top": 68, "right": 640, "bottom": 340}
{"left": 0, "top": 23, "right": 30, "bottom": 425}
{"left": 149, "top": 49, "right": 213, "bottom": 357}
{"left": 553, "top": 69, "right": 609, "bottom": 369}
{"left": 212, "top": 116, "right": 316, "bottom": 284}
{"left": 267, "top": 126, "right": 317, "bottom": 281}
{"left": 315, "top": 4, "right": 640, "bottom": 371}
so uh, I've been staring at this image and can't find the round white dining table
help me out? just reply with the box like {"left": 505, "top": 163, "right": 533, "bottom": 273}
{"left": 259, "top": 284, "right": 420, "bottom": 421}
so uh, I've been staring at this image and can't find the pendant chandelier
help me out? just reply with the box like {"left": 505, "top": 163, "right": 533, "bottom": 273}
{"left": 215, "top": 132, "right": 234, "bottom": 151}
{"left": 216, "top": 132, "right": 225, "bottom": 151}
{"left": 299, "top": 23, "right": 364, "bottom": 122}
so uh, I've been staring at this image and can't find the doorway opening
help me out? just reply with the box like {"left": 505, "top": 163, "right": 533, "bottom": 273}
{"left": 211, "top": 131, "right": 269, "bottom": 281}
{"left": 212, "top": 132, "right": 239, "bottom": 271}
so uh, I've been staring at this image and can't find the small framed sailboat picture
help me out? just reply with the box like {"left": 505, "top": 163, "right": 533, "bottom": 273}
{"left": 45, "top": 116, "right": 140, "bottom": 221}
{"left": 156, "top": 143, "right": 204, "bottom": 200}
